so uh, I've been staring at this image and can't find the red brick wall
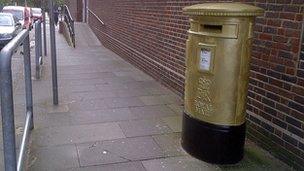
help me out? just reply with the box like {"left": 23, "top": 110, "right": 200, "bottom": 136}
{"left": 66, "top": 0, "right": 78, "bottom": 21}
{"left": 85, "top": 0, "right": 304, "bottom": 169}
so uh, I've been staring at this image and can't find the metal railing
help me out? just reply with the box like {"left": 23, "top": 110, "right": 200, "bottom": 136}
{"left": 0, "top": 29, "right": 33, "bottom": 171}
{"left": 35, "top": 20, "right": 43, "bottom": 79}
{"left": 87, "top": 8, "right": 105, "bottom": 25}
{"left": 62, "top": 5, "right": 75, "bottom": 47}
{"left": 42, "top": 10, "right": 47, "bottom": 56}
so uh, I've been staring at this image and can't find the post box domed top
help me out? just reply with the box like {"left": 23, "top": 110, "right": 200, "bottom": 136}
{"left": 183, "top": 3, "right": 264, "bottom": 17}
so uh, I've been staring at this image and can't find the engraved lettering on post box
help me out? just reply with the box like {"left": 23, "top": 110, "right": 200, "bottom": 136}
{"left": 194, "top": 77, "right": 214, "bottom": 116}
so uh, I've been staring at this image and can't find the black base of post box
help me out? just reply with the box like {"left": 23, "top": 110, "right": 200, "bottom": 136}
{"left": 181, "top": 113, "right": 246, "bottom": 164}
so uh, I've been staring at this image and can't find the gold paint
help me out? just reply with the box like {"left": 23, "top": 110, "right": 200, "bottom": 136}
{"left": 184, "top": 3, "right": 264, "bottom": 126}
{"left": 194, "top": 77, "right": 214, "bottom": 116}
{"left": 183, "top": 3, "right": 264, "bottom": 16}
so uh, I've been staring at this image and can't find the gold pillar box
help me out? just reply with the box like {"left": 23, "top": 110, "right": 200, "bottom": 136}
{"left": 181, "top": 3, "right": 264, "bottom": 164}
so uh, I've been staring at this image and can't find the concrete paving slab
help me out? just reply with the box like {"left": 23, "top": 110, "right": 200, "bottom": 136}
{"left": 66, "top": 91, "right": 117, "bottom": 101}
{"left": 68, "top": 161, "right": 146, "bottom": 171}
{"left": 77, "top": 141, "right": 129, "bottom": 166}
{"left": 77, "top": 136, "right": 164, "bottom": 167}
{"left": 167, "top": 104, "right": 184, "bottom": 114}
{"left": 69, "top": 108, "right": 136, "bottom": 125}
{"left": 59, "top": 77, "right": 135, "bottom": 87}
{"left": 119, "top": 119, "right": 173, "bottom": 137}
{"left": 69, "top": 97, "right": 144, "bottom": 111}
{"left": 142, "top": 156, "right": 219, "bottom": 171}
{"left": 95, "top": 81, "right": 148, "bottom": 91}
{"left": 44, "top": 103, "right": 70, "bottom": 114}
{"left": 59, "top": 84, "right": 98, "bottom": 94}
{"left": 104, "top": 97, "right": 145, "bottom": 109}
{"left": 139, "top": 95, "right": 183, "bottom": 106}
{"left": 33, "top": 112, "right": 73, "bottom": 128}
{"left": 58, "top": 72, "right": 116, "bottom": 80}
{"left": 114, "top": 71, "right": 154, "bottom": 81}
{"left": 146, "top": 86, "right": 175, "bottom": 95}
{"left": 161, "top": 116, "right": 183, "bottom": 132}
{"left": 114, "top": 88, "right": 151, "bottom": 97}
{"left": 32, "top": 122, "right": 125, "bottom": 147}
{"left": 28, "top": 144, "right": 79, "bottom": 171}
{"left": 153, "top": 133, "right": 187, "bottom": 157}
{"left": 129, "top": 105, "right": 176, "bottom": 119}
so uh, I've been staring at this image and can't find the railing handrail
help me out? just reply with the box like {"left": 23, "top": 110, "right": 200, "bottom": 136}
{"left": 62, "top": 4, "right": 76, "bottom": 47}
{"left": 87, "top": 8, "right": 105, "bottom": 25}
{"left": 0, "top": 29, "right": 34, "bottom": 171}
{"left": 63, "top": 5, "right": 74, "bottom": 23}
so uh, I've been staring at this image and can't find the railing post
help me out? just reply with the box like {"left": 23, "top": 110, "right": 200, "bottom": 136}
{"left": 71, "top": 20, "right": 75, "bottom": 47}
{"left": 39, "top": 21, "right": 42, "bottom": 62}
{"left": 35, "top": 21, "right": 40, "bottom": 79}
{"left": 23, "top": 34, "right": 34, "bottom": 130}
{"left": 35, "top": 20, "right": 43, "bottom": 79}
{"left": 0, "top": 50, "right": 17, "bottom": 171}
{"left": 43, "top": 11, "right": 47, "bottom": 56}
{"left": 49, "top": 0, "right": 59, "bottom": 105}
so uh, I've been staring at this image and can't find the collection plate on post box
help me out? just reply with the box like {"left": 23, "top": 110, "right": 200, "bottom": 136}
{"left": 197, "top": 43, "right": 215, "bottom": 73}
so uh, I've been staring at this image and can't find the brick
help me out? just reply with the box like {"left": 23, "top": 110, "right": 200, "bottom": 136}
{"left": 267, "top": 19, "right": 281, "bottom": 27}
{"left": 299, "top": 62, "right": 304, "bottom": 69}
{"left": 282, "top": 74, "right": 297, "bottom": 83}
{"left": 292, "top": 0, "right": 304, "bottom": 4}
{"left": 267, "top": 70, "right": 282, "bottom": 79}
{"left": 290, "top": 110, "right": 304, "bottom": 123}
{"left": 259, "top": 33, "right": 273, "bottom": 41}
{"left": 273, "top": 36, "right": 288, "bottom": 43}
{"left": 286, "top": 116, "right": 302, "bottom": 128}
{"left": 286, "top": 68, "right": 295, "bottom": 75}
{"left": 263, "top": 26, "right": 277, "bottom": 34}
{"left": 299, "top": 142, "right": 304, "bottom": 151}
{"left": 285, "top": 29, "right": 301, "bottom": 38}
{"left": 261, "top": 121, "right": 275, "bottom": 133}
{"left": 295, "top": 14, "right": 303, "bottom": 21}
{"left": 267, "top": 4, "right": 284, "bottom": 11}
{"left": 276, "top": 104, "right": 290, "bottom": 114}
{"left": 279, "top": 12, "right": 296, "bottom": 20}
{"left": 288, "top": 101, "right": 304, "bottom": 113}
{"left": 291, "top": 86, "right": 304, "bottom": 96}
{"left": 282, "top": 21, "right": 301, "bottom": 29}
{"left": 278, "top": 51, "right": 293, "bottom": 59}
{"left": 273, "top": 118, "right": 287, "bottom": 129}
{"left": 282, "top": 133, "right": 298, "bottom": 146}
{"left": 260, "top": 111, "right": 273, "bottom": 121}
{"left": 287, "top": 125, "right": 304, "bottom": 138}
{"left": 249, "top": 115, "right": 261, "bottom": 125}
{"left": 270, "top": 79, "right": 283, "bottom": 90}
{"left": 266, "top": 91, "right": 280, "bottom": 101}
{"left": 294, "top": 95, "right": 304, "bottom": 104}
{"left": 284, "top": 5, "right": 300, "bottom": 12}
{"left": 266, "top": 12, "right": 280, "bottom": 18}
{"left": 264, "top": 106, "right": 277, "bottom": 116}
{"left": 300, "top": 52, "right": 304, "bottom": 60}
{"left": 297, "top": 70, "right": 304, "bottom": 78}
{"left": 283, "top": 83, "right": 292, "bottom": 91}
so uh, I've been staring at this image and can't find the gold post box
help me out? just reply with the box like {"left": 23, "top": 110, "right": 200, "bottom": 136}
{"left": 181, "top": 3, "right": 264, "bottom": 164}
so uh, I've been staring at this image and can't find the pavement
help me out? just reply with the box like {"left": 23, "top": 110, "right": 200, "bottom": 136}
{"left": 0, "top": 23, "right": 294, "bottom": 171}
